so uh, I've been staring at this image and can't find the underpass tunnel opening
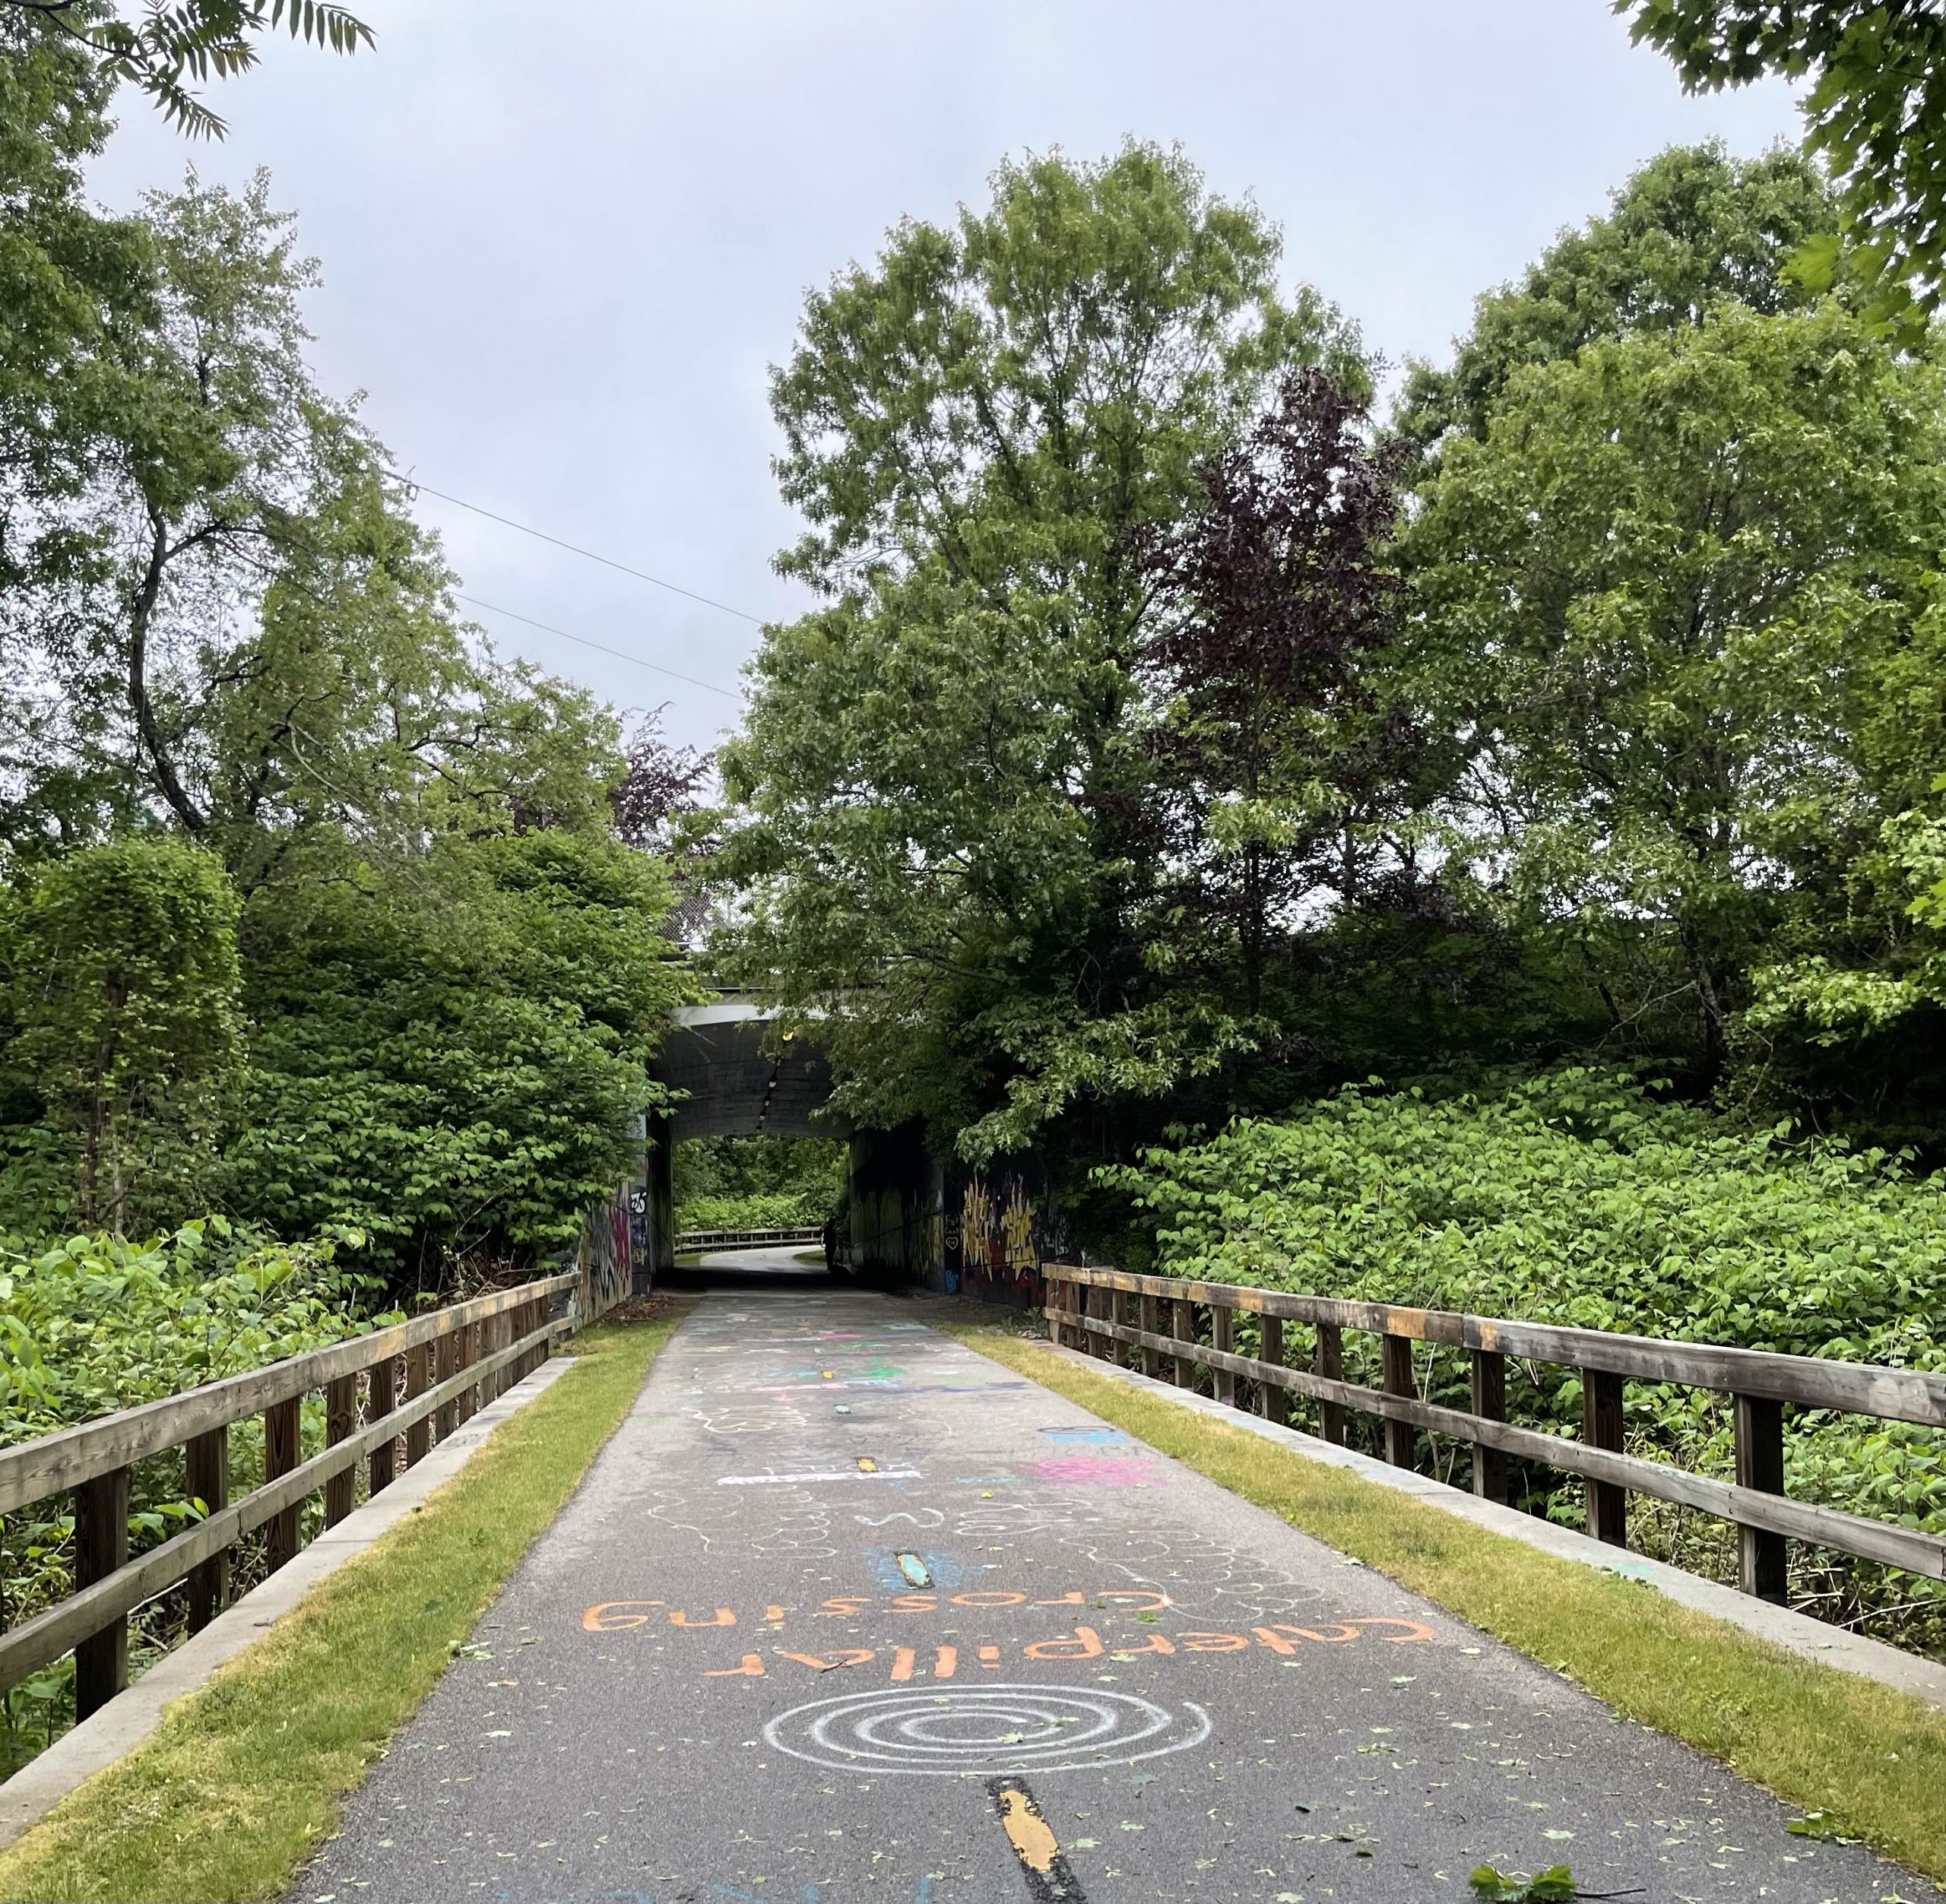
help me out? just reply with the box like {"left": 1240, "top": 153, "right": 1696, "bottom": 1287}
{"left": 642, "top": 994, "right": 851, "bottom": 1287}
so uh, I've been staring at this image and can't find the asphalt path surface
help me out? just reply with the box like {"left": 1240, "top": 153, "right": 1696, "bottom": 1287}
{"left": 298, "top": 1291, "right": 1908, "bottom": 1903}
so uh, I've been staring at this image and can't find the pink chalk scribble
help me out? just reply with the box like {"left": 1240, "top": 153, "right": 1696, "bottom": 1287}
{"left": 1029, "top": 1454, "right": 1163, "bottom": 1488}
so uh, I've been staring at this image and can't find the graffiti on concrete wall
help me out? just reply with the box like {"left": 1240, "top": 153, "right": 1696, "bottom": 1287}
{"left": 943, "top": 1158, "right": 1062, "bottom": 1307}
{"left": 577, "top": 1171, "right": 645, "bottom": 1316}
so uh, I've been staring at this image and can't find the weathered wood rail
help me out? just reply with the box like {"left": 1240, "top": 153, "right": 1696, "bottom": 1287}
{"left": 5, "top": 1272, "right": 578, "bottom": 1724}
{"left": 1043, "top": 1264, "right": 1946, "bottom": 1605}
{"left": 675, "top": 1224, "right": 825, "bottom": 1252}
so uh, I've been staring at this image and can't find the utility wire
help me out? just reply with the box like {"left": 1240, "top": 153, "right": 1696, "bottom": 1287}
{"left": 391, "top": 470, "right": 768, "bottom": 626}
{"left": 455, "top": 593, "right": 743, "bottom": 701}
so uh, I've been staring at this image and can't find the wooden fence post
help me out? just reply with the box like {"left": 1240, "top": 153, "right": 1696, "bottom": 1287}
{"left": 74, "top": 1464, "right": 130, "bottom": 1719}
{"left": 1382, "top": 1333, "right": 1415, "bottom": 1468}
{"left": 435, "top": 1329, "right": 461, "bottom": 1441}
{"left": 1735, "top": 1393, "right": 1789, "bottom": 1601}
{"left": 369, "top": 1354, "right": 399, "bottom": 1497}
{"left": 1583, "top": 1368, "right": 1628, "bottom": 1547}
{"left": 185, "top": 1425, "right": 228, "bottom": 1633}
{"left": 1212, "top": 1303, "right": 1236, "bottom": 1407}
{"left": 484, "top": 1310, "right": 507, "bottom": 1405}
{"left": 1044, "top": 1277, "right": 1063, "bottom": 1347}
{"left": 324, "top": 1374, "right": 358, "bottom": 1528}
{"left": 1171, "top": 1297, "right": 1196, "bottom": 1388}
{"left": 526, "top": 1294, "right": 550, "bottom": 1375}
{"left": 264, "top": 1396, "right": 301, "bottom": 1573}
{"left": 1315, "top": 1323, "right": 1345, "bottom": 1444}
{"left": 1470, "top": 1348, "right": 1508, "bottom": 1503}
{"left": 455, "top": 1320, "right": 480, "bottom": 1424}
{"left": 1139, "top": 1293, "right": 1163, "bottom": 1379}
{"left": 407, "top": 1342, "right": 433, "bottom": 1464}
{"left": 1259, "top": 1315, "right": 1286, "bottom": 1427}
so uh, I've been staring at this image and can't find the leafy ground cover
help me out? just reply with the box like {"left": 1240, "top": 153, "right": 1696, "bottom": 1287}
{"left": 1105, "top": 1066, "right": 1946, "bottom": 1656}
{"left": 0, "top": 1316, "right": 675, "bottom": 1904}
{"left": 952, "top": 1325, "right": 1946, "bottom": 1890}
{"left": 0, "top": 1222, "right": 392, "bottom": 1770}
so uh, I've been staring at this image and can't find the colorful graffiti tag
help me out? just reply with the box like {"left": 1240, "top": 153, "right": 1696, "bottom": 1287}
{"left": 943, "top": 1158, "right": 1061, "bottom": 1306}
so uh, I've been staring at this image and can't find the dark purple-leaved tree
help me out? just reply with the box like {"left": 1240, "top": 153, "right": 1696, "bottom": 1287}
{"left": 611, "top": 708, "right": 717, "bottom": 946}
{"left": 610, "top": 708, "right": 712, "bottom": 851}
{"left": 1139, "top": 367, "right": 1406, "bottom": 1014}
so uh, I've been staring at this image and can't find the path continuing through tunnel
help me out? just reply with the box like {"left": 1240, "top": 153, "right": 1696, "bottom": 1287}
{"left": 296, "top": 1292, "right": 1898, "bottom": 1902}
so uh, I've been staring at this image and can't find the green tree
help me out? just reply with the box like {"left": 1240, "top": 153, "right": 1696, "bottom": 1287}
{"left": 1396, "top": 143, "right": 1837, "bottom": 455}
{"left": 1404, "top": 299, "right": 1946, "bottom": 1079}
{"left": 1621, "top": 1, "right": 1946, "bottom": 337}
{"left": 0, "top": 14, "right": 157, "bottom": 840}
{"left": 717, "top": 144, "right": 1360, "bottom": 1163}
{"left": 0, "top": 835, "right": 240, "bottom": 1228}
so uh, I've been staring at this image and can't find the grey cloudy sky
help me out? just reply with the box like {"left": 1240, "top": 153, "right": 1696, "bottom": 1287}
{"left": 90, "top": 2, "right": 1802, "bottom": 758}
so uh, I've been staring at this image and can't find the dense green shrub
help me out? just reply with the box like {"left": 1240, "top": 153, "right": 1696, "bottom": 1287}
{"left": 0, "top": 839, "right": 242, "bottom": 1237}
{"left": 673, "top": 1136, "right": 845, "bottom": 1237}
{"left": 677, "top": 1193, "right": 826, "bottom": 1234}
{"left": 230, "top": 832, "right": 686, "bottom": 1286}
{"left": 0, "top": 1218, "right": 381, "bottom": 1440}
{"left": 1110, "top": 1067, "right": 1946, "bottom": 1653}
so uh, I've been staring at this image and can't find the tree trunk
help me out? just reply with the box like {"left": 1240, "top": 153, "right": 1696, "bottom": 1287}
{"left": 127, "top": 507, "right": 208, "bottom": 834}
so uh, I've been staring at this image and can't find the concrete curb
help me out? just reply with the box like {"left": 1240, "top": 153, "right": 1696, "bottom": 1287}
{"left": 1032, "top": 1338, "right": 1946, "bottom": 1716}
{"left": 0, "top": 1353, "right": 578, "bottom": 1855}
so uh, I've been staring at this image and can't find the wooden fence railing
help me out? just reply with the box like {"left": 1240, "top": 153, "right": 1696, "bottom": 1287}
{"left": 3, "top": 1272, "right": 578, "bottom": 1724}
{"left": 1043, "top": 1264, "right": 1946, "bottom": 1605}
{"left": 676, "top": 1225, "right": 825, "bottom": 1252}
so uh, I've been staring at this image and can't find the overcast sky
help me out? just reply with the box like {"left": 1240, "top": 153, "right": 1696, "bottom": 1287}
{"left": 89, "top": 2, "right": 1803, "bottom": 758}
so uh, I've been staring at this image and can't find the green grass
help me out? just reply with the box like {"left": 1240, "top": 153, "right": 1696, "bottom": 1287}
{"left": 0, "top": 1318, "right": 676, "bottom": 1904}
{"left": 952, "top": 1324, "right": 1946, "bottom": 1890}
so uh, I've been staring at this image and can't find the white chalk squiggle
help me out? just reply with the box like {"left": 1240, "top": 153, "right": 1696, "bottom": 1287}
{"left": 761, "top": 1684, "right": 1210, "bottom": 1776}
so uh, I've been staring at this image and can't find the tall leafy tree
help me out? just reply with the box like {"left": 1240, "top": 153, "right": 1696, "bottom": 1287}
{"left": 1621, "top": 1, "right": 1946, "bottom": 337}
{"left": 1405, "top": 299, "right": 1946, "bottom": 1079}
{"left": 0, "top": 115, "right": 694, "bottom": 1270}
{"left": 1396, "top": 143, "right": 1837, "bottom": 455}
{"left": 717, "top": 145, "right": 1361, "bottom": 1161}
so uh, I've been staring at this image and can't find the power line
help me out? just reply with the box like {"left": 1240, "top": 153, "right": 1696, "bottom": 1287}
{"left": 393, "top": 470, "right": 768, "bottom": 626}
{"left": 455, "top": 594, "right": 743, "bottom": 702}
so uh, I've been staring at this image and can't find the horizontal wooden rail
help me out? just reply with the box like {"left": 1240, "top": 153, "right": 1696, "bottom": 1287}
{"left": 1043, "top": 1266, "right": 1946, "bottom": 1605}
{"left": 2, "top": 1271, "right": 576, "bottom": 1722}
{"left": 0, "top": 1275, "right": 577, "bottom": 1516}
{"left": 1048, "top": 1266, "right": 1946, "bottom": 1427}
{"left": 0, "top": 1313, "right": 567, "bottom": 1696}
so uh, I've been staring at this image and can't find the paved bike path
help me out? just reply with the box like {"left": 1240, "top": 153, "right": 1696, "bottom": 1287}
{"left": 299, "top": 1292, "right": 1906, "bottom": 1902}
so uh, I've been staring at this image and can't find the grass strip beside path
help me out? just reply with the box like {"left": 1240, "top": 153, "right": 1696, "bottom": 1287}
{"left": 954, "top": 1325, "right": 1946, "bottom": 1888}
{"left": 0, "top": 1319, "right": 676, "bottom": 1904}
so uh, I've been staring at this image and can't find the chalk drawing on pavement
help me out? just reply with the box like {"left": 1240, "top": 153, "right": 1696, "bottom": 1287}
{"left": 761, "top": 1683, "right": 1212, "bottom": 1776}
{"left": 1031, "top": 1454, "right": 1162, "bottom": 1488}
